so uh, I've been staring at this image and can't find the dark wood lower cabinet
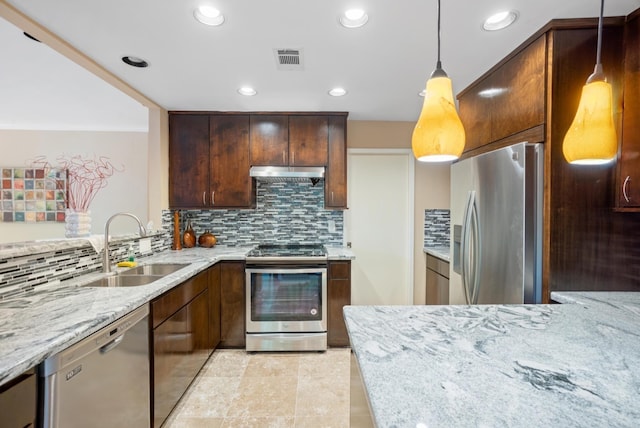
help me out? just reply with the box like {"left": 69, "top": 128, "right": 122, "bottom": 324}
{"left": 151, "top": 270, "right": 213, "bottom": 428}
{"left": 209, "top": 263, "right": 221, "bottom": 349}
{"left": 328, "top": 261, "right": 351, "bottom": 347}
{"left": 219, "top": 261, "right": 246, "bottom": 348}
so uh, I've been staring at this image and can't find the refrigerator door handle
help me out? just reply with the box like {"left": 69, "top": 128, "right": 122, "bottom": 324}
{"left": 469, "top": 197, "right": 481, "bottom": 304}
{"left": 461, "top": 191, "right": 476, "bottom": 305}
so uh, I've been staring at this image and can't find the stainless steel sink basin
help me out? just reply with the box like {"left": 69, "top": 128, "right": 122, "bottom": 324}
{"left": 83, "top": 275, "right": 162, "bottom": 288}
{"left": 119, "top": 263, "right": 189, "bottom": 276}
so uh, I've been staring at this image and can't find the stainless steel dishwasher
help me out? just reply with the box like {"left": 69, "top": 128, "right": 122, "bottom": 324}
{"left": 40, "top": 304, "right": 150, "bottom": 428}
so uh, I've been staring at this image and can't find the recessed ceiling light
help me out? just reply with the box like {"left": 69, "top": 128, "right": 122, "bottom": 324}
{"left": 483, "top": 10, "right": 518, "bottom": 31}
{"left": 238, "top": 87, "right": 257, "bottom": 96}
{"left": 122, "top": 56, "right": 148, "bottom": 68}
{"left": 194, "top": 5, "right": 225, "bottom": 26}
{"left": 328, "top": 87, "right": 347, "bottom": 97}
{"left": 339, "top": 8, "right": 369, "bottom": 28}
{"left": 23, "top": 32, "right": 41, "bottom": 43}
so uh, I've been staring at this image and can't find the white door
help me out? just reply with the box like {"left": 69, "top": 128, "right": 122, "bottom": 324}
{"left": 345, "top": 149, "right": 414, "bottom": 305}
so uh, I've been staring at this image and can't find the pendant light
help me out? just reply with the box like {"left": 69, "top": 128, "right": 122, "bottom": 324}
{"left": 412, "top": 0, "right": 465, "bottom": 162}
{"left": 562, "top": 0, "right": 617, "bottom": 165}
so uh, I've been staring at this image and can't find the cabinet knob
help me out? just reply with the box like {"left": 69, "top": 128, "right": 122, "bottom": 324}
{"left": 623, "top": 176, "right": 631, "bottom": 203}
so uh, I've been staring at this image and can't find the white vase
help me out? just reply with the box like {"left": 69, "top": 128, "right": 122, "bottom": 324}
{"left": 65, "top": 209, "right": 91, "bottom": 238}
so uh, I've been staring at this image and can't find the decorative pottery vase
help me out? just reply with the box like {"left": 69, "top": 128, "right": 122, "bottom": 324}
{"left": 198, "top": 230, "right": 217, "bottom": 248}
{"left": 65, "top": 209, "right": 91, "bottom": 238}
{"left": 183, "top": 220, "right": 196, "bottom": 248}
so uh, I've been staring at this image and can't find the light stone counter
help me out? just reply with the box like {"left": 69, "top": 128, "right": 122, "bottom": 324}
{"left": 344, "top": 292, "right": 640, "bottom": 427}
{"left": 423, "top": 246, "right": 450, "bottom": 262}
{"left": 327, "top": 246, "right": 355, "bottom": 260}
{"left": 0, "top": 246, "right": 251, "bottom": 386}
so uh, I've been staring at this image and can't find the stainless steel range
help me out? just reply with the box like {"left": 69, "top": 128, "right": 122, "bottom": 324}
{"left": 245, "top": 244, "right": 328, "bottom": 352}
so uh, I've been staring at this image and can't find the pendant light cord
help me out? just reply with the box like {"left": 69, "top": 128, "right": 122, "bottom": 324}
{"left": 431, "top": 0, "right": 447, "bottom": 77}
{"left": 588, "top": 0, "right": 606, "bottom": 82}
{"left": 596, "top": 0, "right": 603, "bottom": 66}
{"left": 436, "top": 0, "right": 442, "bottom": 70}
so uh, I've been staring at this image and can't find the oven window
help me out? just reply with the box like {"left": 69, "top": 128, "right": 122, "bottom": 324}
{"left": 250, "top": 272, "right": 323, "bottom": 322}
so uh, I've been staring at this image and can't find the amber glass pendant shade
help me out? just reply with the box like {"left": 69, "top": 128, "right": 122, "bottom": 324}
{"left": 562, "top": 80, "right": 617, "bottom": 165}
{"left": 412, "top": 76, "right": 466, "bottom": 162}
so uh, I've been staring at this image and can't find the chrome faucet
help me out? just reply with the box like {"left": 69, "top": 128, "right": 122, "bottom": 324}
{"left": 103, "top": 212, "right": 147, "bottom": 273}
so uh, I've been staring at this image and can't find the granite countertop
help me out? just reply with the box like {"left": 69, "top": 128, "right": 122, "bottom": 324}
{"left": 344, "top": 292, "right": 640, "bottom": 427}
{"left": 0, "top": 244, "right": 354, "bottom": 386}
{"left": 326, "top": 246, "right": 355, "bottom": 260}
{"left": 423, "top": 246, "right": 450, "bottom": 262}
{"left": 0, "top": 246, "right": 249, "bottom": 386}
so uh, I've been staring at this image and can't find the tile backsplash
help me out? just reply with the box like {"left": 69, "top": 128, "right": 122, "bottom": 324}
{"left": 0, "top": 232, "right": 170, "bottom": 299}
{"left": 424, "top": 209, "right": 450, "bottom": 248}
{"left": 164, "top": 180, "right": 344, "bottom": 246}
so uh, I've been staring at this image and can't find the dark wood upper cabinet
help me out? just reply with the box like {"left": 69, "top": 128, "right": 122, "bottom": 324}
{"left": 457, "top": 35, "right": 545, "bottom": 155}
{"left": 250, "top": 115, "right": 289, "bottom": 166}
{"left": 169, "top": 113, "right": 255, "bottom": 209}
{"left": 617, "top": 10, "right": 640, "bottom": 210}
{"left": 289, "top": 115, "right": 329, "bottom": 166}
{"left": 210, "top": 115, "right": 255, "bottom": 208}
{"left": 169, "top": 114, "right": 210, "bottom": 208}
{"left": 326, "top": 115, "right": 348, "bottom": 208}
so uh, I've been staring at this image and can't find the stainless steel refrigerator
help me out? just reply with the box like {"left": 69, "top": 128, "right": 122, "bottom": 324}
{"left": 449, "top": 142, "right": 543, "bottom": 304}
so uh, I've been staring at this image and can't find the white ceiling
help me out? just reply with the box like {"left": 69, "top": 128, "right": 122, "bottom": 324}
{"left": 2, "top": 0, "right": 640, "bottom": 132}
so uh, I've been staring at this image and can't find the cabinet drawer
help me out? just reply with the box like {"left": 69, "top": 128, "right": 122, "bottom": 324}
{"left": 329, "top": 261, "right": 351, "bottom": 279}
{"left": 426, "top": 255, "right": 449, "bottom": 279}
{"left": 152, "top": 270, "right": 208, "bottom": 329}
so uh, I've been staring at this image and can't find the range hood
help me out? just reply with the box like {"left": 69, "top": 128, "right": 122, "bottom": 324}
{"left": 250, "top": 166, "right": 325, "bottom": 182}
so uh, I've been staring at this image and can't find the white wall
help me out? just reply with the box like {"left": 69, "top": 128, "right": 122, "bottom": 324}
{"left": 0, "top": 129, "right": 149, "bottom": 243}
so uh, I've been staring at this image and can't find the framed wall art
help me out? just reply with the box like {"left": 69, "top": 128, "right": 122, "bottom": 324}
{"left": 1, "top": 167, "right": 68, "bottom": 223}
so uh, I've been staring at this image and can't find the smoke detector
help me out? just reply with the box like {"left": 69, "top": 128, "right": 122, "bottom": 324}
{"left": 273, "top": 48, "right": 304, "bottom": 71}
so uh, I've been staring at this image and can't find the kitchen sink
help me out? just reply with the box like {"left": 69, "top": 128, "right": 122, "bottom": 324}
{"left": 82, "top": 263, "right": 190, "bottom": 288}
{"left": 119, "top": 263, "right": 189, "bottom": 276}
{"left": 82, "top": 275, "right": 162, "bottom": 288}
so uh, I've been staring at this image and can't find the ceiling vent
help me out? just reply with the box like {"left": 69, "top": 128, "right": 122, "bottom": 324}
{"left": 274, "top": 48, "right": 304, "bottom": 71}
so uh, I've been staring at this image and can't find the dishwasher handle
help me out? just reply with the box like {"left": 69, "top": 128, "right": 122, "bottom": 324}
{"left": 99, "top": 334, "right": 124, "bottom": 354}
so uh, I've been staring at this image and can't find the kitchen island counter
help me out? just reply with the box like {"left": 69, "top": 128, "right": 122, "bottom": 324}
{"left": 344, "top": 292, "right": 640, "bottom": 427}
{"left": 0, "top": 246, "right": 251, "bottom": 386}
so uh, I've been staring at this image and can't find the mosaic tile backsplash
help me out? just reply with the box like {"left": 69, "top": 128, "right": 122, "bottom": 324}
{"left": 1, "top": 167, "right": 67, "bottom": 223}
{"left": 0, "top": 232, "right": 170, "bottom": 299}
{"left": 163, "top": 180, "right": 344, "bottom": 246}
{"left": 424, "top": 209, "right": 450, "bottom": 248}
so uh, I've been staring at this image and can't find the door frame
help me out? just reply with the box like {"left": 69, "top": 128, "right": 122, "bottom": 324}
{"left": 345, "top": 148, "right": 415, "bottom": 305}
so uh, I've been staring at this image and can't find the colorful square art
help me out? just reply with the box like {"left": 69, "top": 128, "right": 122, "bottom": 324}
{"left": 0, "top": 167, "right": 67, "bottom": 223}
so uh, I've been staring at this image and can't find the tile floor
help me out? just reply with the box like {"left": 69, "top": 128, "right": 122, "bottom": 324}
{"left": 163, "top": 348, "right": 351, "bottom": 428}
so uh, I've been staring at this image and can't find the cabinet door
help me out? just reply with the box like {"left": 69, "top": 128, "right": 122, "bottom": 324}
{"left": 491, "top": 35, "right": 545, "bottom": 142}
{"left": 618, "top": 13, "right": 640, "bottom": 209}
{"left": 250, "top": 115, "right": 289, "bottom": 166}
{"left": 325, "top": 115, "right": 348, "bottom": 208}
{"left": 458, "top": 77, "right": 493, "bottom": 152}
{"left": 209, "top": 264, "right": 221, "bottom": 349}
{"left": 210, "top": 115, "right": 255, "bottom": 208}
{"left": 327, "top": 261, "right": 351, "bottom": 347}
{"left": 219, "top": 261, "right": 246, "bottom": 348}
{"left": 169, "top": 114, "right": 210, "bottom": 208}
{"left": 289, "top": 115, "right": 328, "bottom": 166}
{"left": 153, "top": 290, "right": 209, "bottom": 428}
